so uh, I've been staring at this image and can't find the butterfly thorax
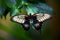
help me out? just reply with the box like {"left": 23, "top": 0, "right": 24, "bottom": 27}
{"left": 25, "top": 13, "right": 37, "bottom": 24}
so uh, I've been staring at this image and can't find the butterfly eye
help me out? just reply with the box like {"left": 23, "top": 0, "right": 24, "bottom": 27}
{"left": 33, "top": 14, "right": 37, "bottom": 16}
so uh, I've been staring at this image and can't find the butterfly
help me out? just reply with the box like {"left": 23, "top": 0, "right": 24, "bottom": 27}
{"left": 11, "top": 13, "right": 51, "bottom": 31}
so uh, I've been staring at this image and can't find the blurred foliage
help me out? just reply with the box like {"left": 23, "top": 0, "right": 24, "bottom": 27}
{"left": 0, "top": 0, "right": 54, "bottom": 40}
{"left": 25, "top": 0, "right": 46, "bottom": 3}
{"left": 0, "top": 37, "right": 5, "bottom": 40}
{"left": 0, "top": 0, "right": 46, "bottom": 18}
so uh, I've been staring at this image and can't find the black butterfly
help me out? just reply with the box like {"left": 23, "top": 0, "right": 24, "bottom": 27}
{"left": 11, "top": 13, "right": 51, "bottom": 31}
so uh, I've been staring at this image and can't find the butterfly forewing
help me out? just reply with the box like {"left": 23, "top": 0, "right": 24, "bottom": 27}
{"left": 12, "top": 15, "right": 25, "bottom": 23}
{"left": 37, "top": 13, "right": 51, "bottom": 22}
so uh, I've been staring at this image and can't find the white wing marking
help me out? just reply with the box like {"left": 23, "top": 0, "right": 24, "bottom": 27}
{"left": 12, "top": 15, "right": 25, "bottom": 23}
{"left": 37, "top": 13, "right": 51, "bottom": 22}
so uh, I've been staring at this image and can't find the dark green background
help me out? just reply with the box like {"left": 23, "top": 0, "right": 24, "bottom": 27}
{"left": 0, "top": 0, "right": 59, "bottom": 40}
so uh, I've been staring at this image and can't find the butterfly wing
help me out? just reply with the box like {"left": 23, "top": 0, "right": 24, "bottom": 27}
{"left": 32, "top": 13, "right": 51, "bottom": 30}
{"left": 36, "top": 13, "right": 51, "bottom": 22}
{"left": 12, "top": 14, "right": 30, "bottom": 31}
{"left": 12, "top": 15, "right": 25, "bottom": 24}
